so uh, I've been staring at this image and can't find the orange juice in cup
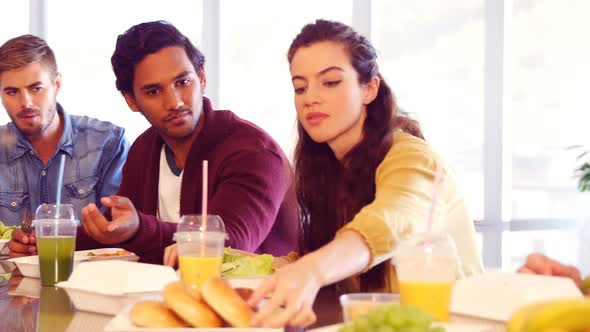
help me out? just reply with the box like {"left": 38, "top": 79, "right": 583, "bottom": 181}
{"left": 398, "top": 280, "right": 454, "bottom": 321}
{"left": 394, "top": 233, "right": 459, "bottom": 322}
{"left": 178, "top": 246, "right": 223, "bottom": 286}
{"left": 174, "top": 215, "right": 225, "bottom": 288}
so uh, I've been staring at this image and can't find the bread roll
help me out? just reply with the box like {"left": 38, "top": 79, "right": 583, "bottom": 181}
{"left": 163, "top": 281, "right": 223, "bottom": 327}
{"left": 201, "top": 277, "right": 255, "bottom": 327}
{"left": 183, "top": 283, "right": 203, "bottom": 301}
{"left": 130, "top": 300, "right": 189, "bottom": 328}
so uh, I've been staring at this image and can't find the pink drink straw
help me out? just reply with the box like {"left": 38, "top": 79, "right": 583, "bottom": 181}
{"left": 202, "top": 160, "right": 208, "bottom": 226}
{"left": 425, "top": 163, "right": 443, "bottom": 246}
{"left": 200, "top": 160, "right": 208, "bottom": 255}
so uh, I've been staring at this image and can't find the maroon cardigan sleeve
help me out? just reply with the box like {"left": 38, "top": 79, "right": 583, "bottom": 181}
{"left": 206, "top": 148, "right": 289, "bottom": 253}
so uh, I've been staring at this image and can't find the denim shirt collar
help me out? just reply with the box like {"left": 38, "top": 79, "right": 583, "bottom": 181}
{"left": 11, "top": 103, "right": 74, "bottom": 161}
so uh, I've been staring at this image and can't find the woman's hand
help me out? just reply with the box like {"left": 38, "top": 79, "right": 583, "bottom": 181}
{"left": 248, "top": 231, "right": 371, "bottom": 328}
{"left": 248, "top": 256, "right": 322, "bottom": 328}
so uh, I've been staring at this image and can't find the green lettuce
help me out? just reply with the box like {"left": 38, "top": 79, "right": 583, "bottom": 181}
{"left": 0, "top": 221, "right": 19, "bottom": 239}
{"left": 221, "top": 249, "right": 274, "bottom": 277}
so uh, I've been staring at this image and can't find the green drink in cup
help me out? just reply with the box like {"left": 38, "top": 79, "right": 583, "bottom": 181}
{"left": 34, "top": 203, "right": 78, "bottom": 286}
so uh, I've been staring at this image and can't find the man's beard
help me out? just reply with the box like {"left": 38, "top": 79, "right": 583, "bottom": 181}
{"left": 16, "top": 106, "right": 57, "bottom": 138}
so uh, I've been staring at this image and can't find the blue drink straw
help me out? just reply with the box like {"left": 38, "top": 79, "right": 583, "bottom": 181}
{"left": 55, "top": 154, "right": 66, "bottom": 223}
{"left": 56, "top": 154, "right": 66, "bottom": 205}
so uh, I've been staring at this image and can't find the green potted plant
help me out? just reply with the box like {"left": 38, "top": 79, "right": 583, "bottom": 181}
{"left": 573, "top": 146, "right": 590, "bottom": 192}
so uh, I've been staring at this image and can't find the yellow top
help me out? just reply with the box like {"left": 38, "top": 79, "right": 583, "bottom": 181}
{"left": 337, "top": 131, "right": 484, "bottom": 292}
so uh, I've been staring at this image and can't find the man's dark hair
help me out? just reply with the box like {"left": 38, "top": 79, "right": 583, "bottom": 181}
{"left": 111, "top": 20, "right": 205, "bottom": 95}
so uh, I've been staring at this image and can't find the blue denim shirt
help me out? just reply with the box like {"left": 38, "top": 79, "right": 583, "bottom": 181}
{"left": 0, "top": 103, "right": 129, "bottom": 225}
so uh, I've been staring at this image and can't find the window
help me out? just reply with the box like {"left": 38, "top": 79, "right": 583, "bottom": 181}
{"left": 0, "top": 2, "right": 29, "bottom": 44}
{"left": 0, "top": 1, "right": 30, "bottom": 125}
{"left": 511, "top": 0, "right": 590, "bottom": 219}
{"left": 47, "top": 0, "right": 203, "bottom": 143}
{"left": 218, "top": 0, "right": 353, "bottom": 155}
{"left": 372, "top": 0, "right": 485, "bottom": 220}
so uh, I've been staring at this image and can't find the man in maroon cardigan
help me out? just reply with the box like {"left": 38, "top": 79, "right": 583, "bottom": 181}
{"left": 6, "top": 21, "right": 298, "bottom": 264}
{"left": 82, "top": 20, "right": 298, "bottom": 264}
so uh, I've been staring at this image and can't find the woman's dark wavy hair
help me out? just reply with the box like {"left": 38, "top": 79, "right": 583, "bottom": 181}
{"left": 111, "top": 20, "right": 205, "bottom": 96}
{"left": 288, "top": 19, "right": 423, "bottom": 292}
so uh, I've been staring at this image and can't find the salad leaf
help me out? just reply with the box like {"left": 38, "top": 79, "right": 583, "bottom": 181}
{"left": 221, "top": 248, "right": 274, "bottom": 277}
{"left": 1, "top": 228, "right": 14, "bottom": 239}
{"left": 0, "top": 221, "right": 19, "bottom": 239}
{"left": 222, "top": 249, "right": 245, "bottom": 263}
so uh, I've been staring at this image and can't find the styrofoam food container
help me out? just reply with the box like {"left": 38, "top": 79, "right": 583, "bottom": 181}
{"left": 7, "top": 253, "right": 89, "bottom": 278}
{"left": 56, "top": 260, "right": 178, "bottom": 316}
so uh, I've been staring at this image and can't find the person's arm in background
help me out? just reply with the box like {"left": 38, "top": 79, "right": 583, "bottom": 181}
{"left": 518, "top": 253, "right": 589, "bottom": 294}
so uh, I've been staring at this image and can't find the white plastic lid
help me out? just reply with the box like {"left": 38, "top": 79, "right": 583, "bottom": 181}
{"left": 32, "top": 219, "right": 79, "bottom": 226}
{"left": 393, "top": 232, "right": 459, "bottom": 260}
{"left": 174, "top": 214, "right": 226, "bottom": 242}
{"left": 34, "top": 203, "right": 77, "bottom": 225}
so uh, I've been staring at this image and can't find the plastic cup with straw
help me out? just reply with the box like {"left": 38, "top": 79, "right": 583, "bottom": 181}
{"left": 34, "top": 154, "right": 79, "bottom": 286}
{"left": 393, "top": 163, "right": 460, "bottom": 321}
{"left": 175, "top": 160, "right": 226, "bottom": 288}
